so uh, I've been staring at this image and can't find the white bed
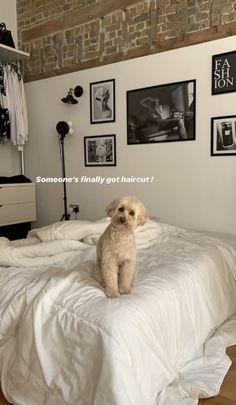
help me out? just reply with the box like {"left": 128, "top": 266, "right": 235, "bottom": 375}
{"left": 0, "top": 220, "right": 236, "bottom": 405}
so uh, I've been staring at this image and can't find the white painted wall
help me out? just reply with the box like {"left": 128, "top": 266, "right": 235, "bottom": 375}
{"left": 25, "top": 36, "right": 236, "bottom": 235}
{"left": 0, "top": 0, "right": 21, "bottom": 176}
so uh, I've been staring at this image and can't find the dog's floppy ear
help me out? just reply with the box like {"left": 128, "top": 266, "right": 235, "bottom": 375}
{"left": 137, "top": 203, "right": 149, "bottom": 226}
{"left": 105, "top": 198, "right": 120, "bottom": 217}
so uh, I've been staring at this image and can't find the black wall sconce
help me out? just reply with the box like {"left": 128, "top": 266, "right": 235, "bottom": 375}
{"left": 61, "top": 85, "right": 83, "bottom": 104}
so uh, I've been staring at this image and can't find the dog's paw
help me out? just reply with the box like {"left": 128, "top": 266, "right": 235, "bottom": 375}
{"left": 119, "top": 286, "right": 131, "bottom": 295}
{"left": 105, "top": 287, "right": 119, "bottom": 298}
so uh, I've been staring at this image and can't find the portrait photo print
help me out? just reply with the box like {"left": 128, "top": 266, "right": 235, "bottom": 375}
{"left": 211, "top": 115, "right": 236, "bottom": 156}
{"left": 84, "top": 134, "right": 116, "bottom": 166}
{"left": 90, "top": 79, "right": 115, "bottom": 124}
{"left": 127, "top": 79, "right": 196, "bottom": 144}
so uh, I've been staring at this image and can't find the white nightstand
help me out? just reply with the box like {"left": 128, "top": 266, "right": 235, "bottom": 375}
{"left": 0, "top": 183, "right": 36, "bottom": 237}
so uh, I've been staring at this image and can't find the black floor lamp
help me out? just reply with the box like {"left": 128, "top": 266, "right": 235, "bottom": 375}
{"left": 56, "top": 121, "right": 71, "bottom": 221}
{"left": 56, "top": 85, "right": 83, "bottom": 221}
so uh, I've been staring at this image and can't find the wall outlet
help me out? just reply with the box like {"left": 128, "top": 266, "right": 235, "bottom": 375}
{"left": 70, "top": 204, "right": 79, "bottom": 213}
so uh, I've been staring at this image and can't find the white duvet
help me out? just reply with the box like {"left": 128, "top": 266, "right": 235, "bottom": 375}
{"left": 0, "top": 219, "right": 161, "bottom": 267}
{"left": 0, "top": 221, "right": 236, "bottom": 405}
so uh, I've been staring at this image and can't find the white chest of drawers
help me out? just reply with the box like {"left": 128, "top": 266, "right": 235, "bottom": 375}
{"left": 0, "top": 183, "right": 36, "bottom": 226}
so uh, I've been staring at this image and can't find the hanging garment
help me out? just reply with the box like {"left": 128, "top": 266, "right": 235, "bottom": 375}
{"left": 0, "top": 105, "right": 10, "bottom": 139}
{"left": 4, "top": 65, "right": 17, "bottom": 144}
{"left": 20, "top": 76, "right": 28, "bottom": 141}
{"left": 0, "top": 66, "right": 10, "bottom": 140}
{"left": 0, "top": 66, "right": 4, "bottom": 95}
{"left": 3, "top": 64, "right": 28, "bottom": 147}
{"left": 11, "top": 66, "right": 25, "bottom": 145}
{"left": 0, "top": 65, "right": 8, "bottom": 109}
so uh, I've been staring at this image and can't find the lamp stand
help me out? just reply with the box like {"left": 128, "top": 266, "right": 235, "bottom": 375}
{"left": 59, "top": 134, "right": 70, "bottom": 221}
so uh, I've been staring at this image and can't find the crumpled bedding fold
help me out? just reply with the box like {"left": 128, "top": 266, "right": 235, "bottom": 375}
{"left": 0, "top": 219, "right": 162, "bottom": 267}
{"left": 28, "top": 217, "right": 163, "bottom": 248}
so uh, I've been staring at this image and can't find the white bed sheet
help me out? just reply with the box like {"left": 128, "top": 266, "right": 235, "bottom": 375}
{"left": 0, "top": 223, "right": 236, "bottom": 405}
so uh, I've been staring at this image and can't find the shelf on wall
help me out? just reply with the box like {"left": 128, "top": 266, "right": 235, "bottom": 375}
{"left": 0, "top": 43, "right": 30, "bottom": 62}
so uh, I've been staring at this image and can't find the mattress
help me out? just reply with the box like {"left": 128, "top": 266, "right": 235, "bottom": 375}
{"left": 0, "top": 221, "right": 236, "bottom": 405}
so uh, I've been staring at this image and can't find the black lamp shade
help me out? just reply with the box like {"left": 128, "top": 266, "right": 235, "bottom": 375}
{"left": 61, "top": 86, "right": 83, "bottom": 104}
{"left": 61, "top": 95, "right": 78, "bottom": 104}
{"left": 61, "top": 88, "right": 78, "bottom": 104}
{"left": 56, "top": 121, "right": 70, "bottom": 137}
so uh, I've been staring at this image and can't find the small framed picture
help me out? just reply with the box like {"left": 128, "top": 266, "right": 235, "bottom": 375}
{"left": 212, "top": 51, "right": 236, "bottom": 95}
{"left": 84, "top": 134, "right": 116, "bottom": 166}
{"left": 211, "top": 115, "right": 236, "bottom": 156}
{"left": 90, "top": 79, "right": 115, "bottom": 124}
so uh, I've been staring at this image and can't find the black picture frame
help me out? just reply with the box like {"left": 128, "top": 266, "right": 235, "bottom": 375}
{"left": 211, "top": 115, "right": 236, "bottom": 156}
{"left": 90, "top": 79, "right": 115, "bottom": 124}
{"left": 84, "top": 134, "right": 116, "bottom": 166}
{"left": 127, "top": 79, "right": 196, "bottom": 144}
{"left": 212, "top": 51, "right": 236, "bottom": 95}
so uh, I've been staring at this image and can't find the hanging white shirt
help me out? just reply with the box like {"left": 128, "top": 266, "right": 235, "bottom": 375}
{"left": 3, "top": 65, "right": 29, "bottom": 147}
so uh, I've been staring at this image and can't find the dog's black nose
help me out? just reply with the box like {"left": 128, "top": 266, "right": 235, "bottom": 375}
{"left": 120, "top": 217, "right": 126, "bottom": 223}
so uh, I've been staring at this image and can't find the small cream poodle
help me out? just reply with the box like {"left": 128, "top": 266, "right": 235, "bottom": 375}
{"left": 94, "top": 196, "right": 149, "bottom": 298}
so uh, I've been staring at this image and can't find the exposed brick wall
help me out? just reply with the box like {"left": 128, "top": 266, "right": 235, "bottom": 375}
{"left": 17, "top": 0, "right": 236, "bottom": 82}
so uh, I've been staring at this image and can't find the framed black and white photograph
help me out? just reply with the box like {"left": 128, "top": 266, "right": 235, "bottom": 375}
{"left": 211, "top": 115, "right": 236, "bottom": 156}
{"left": 90, "top": 79, "right": 115, "bottom": 124}
{"left": 84, "top": 134, "right": 116, "bottom": 166}
{"left": 127, "top": 79, "right": 196, "bottom": 144}
{"left": 212, "top": 51, "right": 236, "bottom": 95}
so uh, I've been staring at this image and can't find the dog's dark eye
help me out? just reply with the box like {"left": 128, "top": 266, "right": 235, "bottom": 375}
{"left": 129, "top": 210, "right": 135, "bottom": 216}
{"left": 118, "top": 207, "right": 124, "bottom": 212}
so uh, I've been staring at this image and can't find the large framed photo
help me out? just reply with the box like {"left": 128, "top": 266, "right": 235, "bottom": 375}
{"left": 211, "top": 115, "right": 236, "bottom": 156}
{"left": 212, "top": 51, "right": 236, "bottom": 95}
{"left": 84, "top": 134, "right": 116, "bottom": 166}
{"left": 127, "top": 79, "right": 196, "bottom": 144}
{"left": 90, "top": 79, "right": 115, "bottom": 124}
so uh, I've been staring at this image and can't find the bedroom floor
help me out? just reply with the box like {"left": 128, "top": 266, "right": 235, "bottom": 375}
{"left": 0, "top": 346, "right": 235, "bottom": 405}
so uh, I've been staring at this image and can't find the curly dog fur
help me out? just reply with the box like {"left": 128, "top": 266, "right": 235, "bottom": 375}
{"left": 94, "top": 196, "right": 149, "bottom": 298}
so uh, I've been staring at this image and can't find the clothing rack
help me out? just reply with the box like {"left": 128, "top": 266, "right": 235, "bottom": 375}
{"left": 0, "top": 44, "right": 29, "bottom": 175}
{"left": 0, "top": 59, "right": 23, "bottom": 76}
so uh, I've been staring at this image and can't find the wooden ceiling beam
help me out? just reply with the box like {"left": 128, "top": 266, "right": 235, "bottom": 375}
{"left": 24, "top": 22, "right": 236, "bottom": 83}
{"left": 22, "top": 0, "right": 140, "bottom": 42}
